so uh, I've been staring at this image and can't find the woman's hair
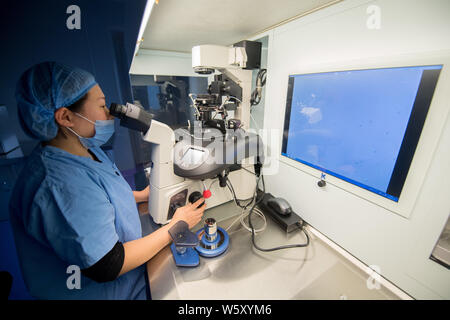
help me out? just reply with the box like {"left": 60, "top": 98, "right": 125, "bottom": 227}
{"left": 66, "top": 93, "right": 89, "bottom": 113}
{"left": 16, "top": 61, "right": 97, "bottom": 141}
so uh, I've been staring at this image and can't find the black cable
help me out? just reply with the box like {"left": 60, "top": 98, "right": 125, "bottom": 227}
{"left": 226, "top": 171, "right": 310, "bottom": 251}
{"left": 240, "top": 166, "right": 258, "bottom": 177}
{"left": 226, "top": 177, "right": 257, "bottom": 210}
{"left": 248, "top": 174, "right": 310, "bottom": 252}
{"left": 250, "top": 69, "right": 267, "bottom": 106}
{"left": 225, "top": 165, "right": 263, "bottom": 210}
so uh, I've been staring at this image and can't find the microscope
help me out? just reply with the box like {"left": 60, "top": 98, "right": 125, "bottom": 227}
{"left": 111, "top": 40, "right": 264, "bottom": 266}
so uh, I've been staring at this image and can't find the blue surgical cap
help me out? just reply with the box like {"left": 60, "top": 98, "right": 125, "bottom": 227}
{"left": 16, "top": 61, "right": 97, "bottom": 141}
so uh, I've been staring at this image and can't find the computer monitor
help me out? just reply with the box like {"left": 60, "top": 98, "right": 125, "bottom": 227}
{"left": 282, "top": 65, "right": 442, "bottom": 203}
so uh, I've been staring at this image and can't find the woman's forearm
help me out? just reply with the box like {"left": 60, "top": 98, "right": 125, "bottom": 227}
{"left": 119, "top": 223, "right": 172, "bottom": 276}
{"left": 133, "top": 190, "right": 147, "bottom": 203}
{"left": 133, "top": 186, "right": 150, "bottom": 203}
{"left": 118, "top": 195, "right": 204, "bottom": 278}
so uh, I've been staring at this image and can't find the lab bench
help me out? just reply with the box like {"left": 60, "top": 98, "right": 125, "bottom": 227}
{"left": 144, "top": 201, "right": 404, "bottom": 300}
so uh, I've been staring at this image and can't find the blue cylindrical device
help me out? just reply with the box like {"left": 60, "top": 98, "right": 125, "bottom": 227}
{"left": 195, "top": 218, "right": 229, "bottom": 258}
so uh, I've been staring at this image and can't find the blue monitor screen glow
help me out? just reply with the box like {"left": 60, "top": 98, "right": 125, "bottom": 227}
{"left": 282, "top": 65, "right": 442, "bottom": 202}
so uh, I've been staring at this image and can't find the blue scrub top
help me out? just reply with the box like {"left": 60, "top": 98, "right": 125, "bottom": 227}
{"left": 9, "top": 144, "right": 149, "bottom": 300}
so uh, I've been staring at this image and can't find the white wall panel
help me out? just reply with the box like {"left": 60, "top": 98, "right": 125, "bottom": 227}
{"left": 260, "top": 0, "right": 450, "bottom": 299}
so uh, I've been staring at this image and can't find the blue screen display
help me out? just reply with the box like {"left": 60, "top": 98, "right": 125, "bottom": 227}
{"left": 282, "top": 65, "right": 442, "bottom": 201}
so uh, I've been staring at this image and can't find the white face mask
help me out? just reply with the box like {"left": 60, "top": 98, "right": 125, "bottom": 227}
{"left": 66, "top": 113, "right": 115, "bottom": 148}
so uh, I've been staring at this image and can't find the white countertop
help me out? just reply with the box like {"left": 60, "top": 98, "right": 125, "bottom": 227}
{"left": 145, "top": 201, "right": 405, "bottom": 300}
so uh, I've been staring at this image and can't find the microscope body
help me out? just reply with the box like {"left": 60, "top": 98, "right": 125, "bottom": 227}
{"left": 143, "top": 121, "right": 259, "bottom": 224}
{"left": 111, "top": 40, "right": 263, "bottom": 225}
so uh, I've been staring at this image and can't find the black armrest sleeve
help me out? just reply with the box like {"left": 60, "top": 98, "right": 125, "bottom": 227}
{"left": 81, "top": 241, "right": 125, "bottom": 283}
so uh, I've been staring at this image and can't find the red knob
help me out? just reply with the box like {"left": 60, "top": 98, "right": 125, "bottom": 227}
{"left": 203, "top": 190, "right": 212, "bottom": 199}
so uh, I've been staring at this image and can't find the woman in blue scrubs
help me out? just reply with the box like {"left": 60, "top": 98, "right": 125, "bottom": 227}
{"left": 9, "top": 61, "right": 205, "bottom": 300}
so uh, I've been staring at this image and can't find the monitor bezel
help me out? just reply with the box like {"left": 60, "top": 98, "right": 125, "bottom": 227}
{"left": 278, "top": 51, "right": 449, "bottom": 218}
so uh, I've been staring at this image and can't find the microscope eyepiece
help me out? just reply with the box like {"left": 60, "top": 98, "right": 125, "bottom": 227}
{"left": 109, "top": 103, "right": 127, "bottom": 119}
{"left": 109, "top": 102, "right": 153, "bottom": 133}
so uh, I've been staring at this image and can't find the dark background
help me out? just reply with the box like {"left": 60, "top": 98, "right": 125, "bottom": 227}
{"left": 0, "top": 0, "right": 147, "bottom": 299}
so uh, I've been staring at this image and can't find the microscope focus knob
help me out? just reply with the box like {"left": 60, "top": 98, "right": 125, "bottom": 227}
{"left": 188, "top": 191, "right": 202, "bottom": 203}
{"left": 188, "top": 191, "right": 205, "bottom": 208}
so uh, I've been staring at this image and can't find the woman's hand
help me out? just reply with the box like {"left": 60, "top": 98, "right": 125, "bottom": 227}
{"left": 170, "top": 198, "right": 206, "bottom": 229}
{"left": 133, "top": 186, "right": 150, "bottom": 203}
